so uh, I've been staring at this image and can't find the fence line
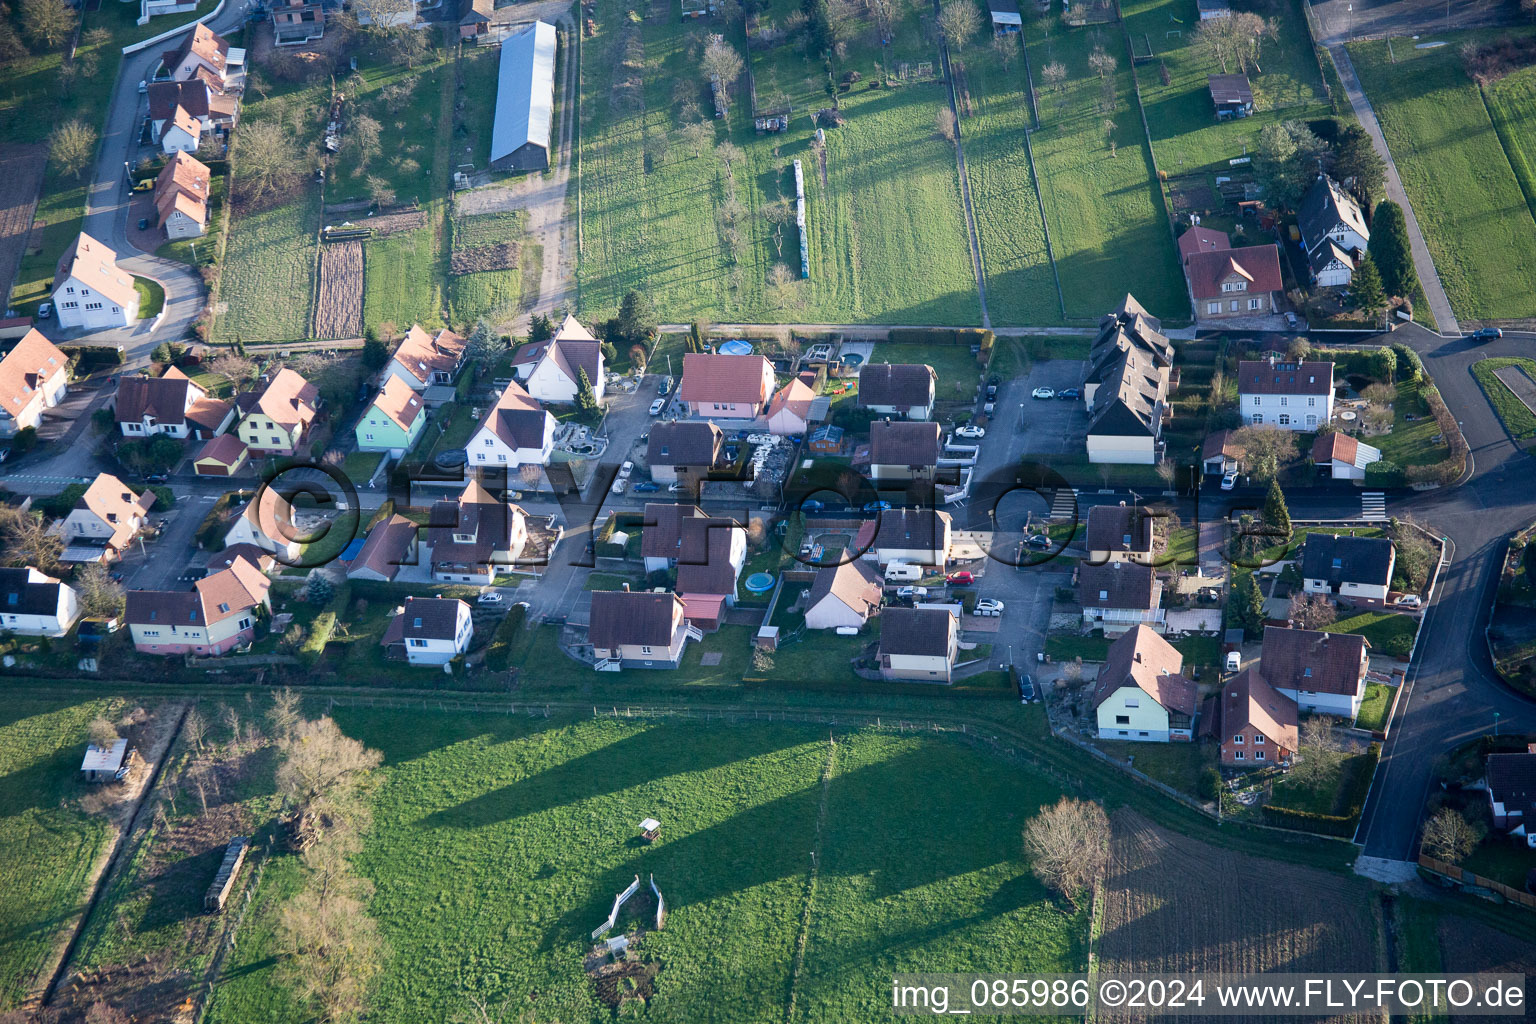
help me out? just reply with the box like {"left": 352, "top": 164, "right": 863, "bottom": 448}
{"left": 1419, "top": 854, "right": 1536, "bottom": 911}
{"left": 194, "top": 837, "right": 274, "bottom": 1024}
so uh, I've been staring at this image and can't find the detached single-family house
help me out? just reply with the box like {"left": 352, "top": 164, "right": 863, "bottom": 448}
{"left": 1186, "top": 244, "right": 1284, "bottom": 320}
{"left": 1085, "top": 503, "right": 1157, "bottom": 565}
{"left": 1177, "top": 225, "right": 1231, "bottom": 261}
{"left": 1084, "top": 295, "right": 1173, "bottom": 465}
{"left": 345, "top": 514, "right": 419, "bottom": 582}
{"left": 126, "top": 558, "right": 271, "bottom": 655}
{"left": 1300, "top": 533, "right": 1396, "bottom": 607}
{"left": 674, "top": 515, "right": 747, "bottom": 631}
{"left": 468, "top": 380, "right": 557, "bottom": 483}
{"left": 355, "top": 375, "right": 426, "bottom": 457}
{"left": 678, "top": 353, "right": 775, "bottom": 421}
{"left": 236, "top": 368, "right": 319, "bottom": 456}
{"left": 1486, "top": 751, "right": 1536, "bottom": 848}
{"left": 589, "top": 588, "right": 700, "bottom": 669}
{"left": 766, "top": 374, "right": 818, "bottom": 436}
{"left": 116, "top": 367, "right": 232, "bottom": 439}
{"left": 490, "top": 21, "right": 557, "bottom": 171}
{"left": 987, "top": 0, "right": 1022, "bottom": 32}
{"left": 1239, "top": 357, "right": 1334, "bottom": 430}
{"left": 384, "top": 324, "right": 468, "bottom": 402}
{"left": 52, "top": 232, "right": 139, "bottom": 330}
{"left": 1311, "top": 431, "right": 1381, "bottom": 481}
{"left": 427, "top": 479, "right": 529, "bottom": 585}
{"left": 856, "top": 507, "right": 952, "bottom": 568}
{"left": 1207, "top": 73, "right": 1254, "bottom": 119}
{"left": 0, "top": 566, "right": 80, "bottom": 636}
{"left": 206, "top": 545, "right": 274, "bottom": 575}
{"left": 1201, "top": 428, "right": 1242, "bottom": 477}
{"left": 1260, "top": 624, "right": 1369, "bottom": 718}
{"left": 524, "top": 314, "right": 604, "bottom": 405}
{"left": 147, "top": 78, "right": 237, "bottom": 147}
{"left": 382, "top": 597, "right": 473, "bottom": 666}
{"left": 0, "top": 329, "right": 69, "bottom": 438}
{"left": 1202, "top": 667, "right": 1298, "bottom": 767}
{"left": 640, "top": 502, "right": 708, "bottom": 573}
{"left": 1300, "top": 175, "right": 1369, "bottom": 288}
{"left": 646, "top": 422, "right": 723, "bottom": 485}
{"left": 160, "top": 104, "right": 202, "bottom": 154}
{"left": 868, "top": 420, "right": 941, "bottom": 482}
{"left": 52, "top": 474, "right": 155, "bottom": 564}
{"left": 1092, "top": 624, "right": 1197, "bottom": 742}
{"left": 193, "top": 433, "right": 249, "bottom": 476}
{"left": 153, "top": 151, "right": 212, "bottom": 240}
{"left": 271, "top": 0, "right": 324, "bottom": 45}
{"left": 878, "top": 607, "right": 959, "bottom": 682}
{"left": 160, "top": 23, "right": 230, "bottom": 84}
{"left": 803, "top": 560, "right": 883, "bottom": 631}
{"left": 1077, "top": 561, "right": 1165, "bottom": 636}
{"left": 224, "top": 489, "right": 302, "bottom": 563}
{"left": 857, "top": 363, "right": 937, "bottom": 421}
{"left": 458, "top": 0, "right": 493, "bottom": 36}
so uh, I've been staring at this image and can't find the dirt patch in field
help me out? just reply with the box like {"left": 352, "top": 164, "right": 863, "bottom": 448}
{"left": 455, "top": 185, "right": 527, "bottom": 217}
{"left": 1097, "top": 811, "right": 1383, "bottom": 1023}
{"left": 1435, "top": 913, "right": 1536, "bottom": 975}
{"left": 368, "top": 209, "right": 427, "bottom": 236}
{"left": 451, "top": 241, "right": 519, "bottom": 275}
{"left": 0, "top": 143, "right": 48, "bottom": 294}
{"left": 315, "top": 240, "right": 364, "bottom": 339}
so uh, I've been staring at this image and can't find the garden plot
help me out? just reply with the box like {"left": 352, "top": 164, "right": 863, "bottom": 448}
{"left": 314, "top": 240, "right": 365, "bottom": 338}
{"left": 0, "top": 144, "right": 47, "bottom": 305}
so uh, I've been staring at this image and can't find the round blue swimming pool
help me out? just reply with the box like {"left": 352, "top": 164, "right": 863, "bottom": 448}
{"left": 744, "top": 572, "right": 776, "bottom": 593}
{"left": 719, "top": 339, "right": 754, "bottom": 356}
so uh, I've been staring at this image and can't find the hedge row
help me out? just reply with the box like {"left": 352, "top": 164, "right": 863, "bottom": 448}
{"left": 300, "top": 611, "right": 337, "bottom": 665}
{"left": 484, "top": 602, "right": 528, "bottom": 673}
{"left": 888, "top": 328, "right": 995, "bottom": 349}
{"left": 1261, "top": 742, "right": 1380, "bottom": 837}
{"left": 1393, "top": 343, "right": 1425, "bottom": 383}
{"left": 61, "top": 345, "right": 125, "bottom": 371}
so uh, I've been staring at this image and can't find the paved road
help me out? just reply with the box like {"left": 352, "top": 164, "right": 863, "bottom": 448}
{"left": 1309, "top": 0, "right": 1517, "bottom": 42}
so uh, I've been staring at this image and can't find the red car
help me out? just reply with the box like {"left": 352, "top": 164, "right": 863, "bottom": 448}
{"left": 946, "top": 571, "right": 975, "bottom": 586}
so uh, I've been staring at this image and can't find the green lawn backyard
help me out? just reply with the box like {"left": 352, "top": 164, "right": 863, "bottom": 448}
{"left": 1472, "top": 357, "right": 1536, "bottom": 441}
{"left": 1347, "top": 30, "right": 1536, "bottom": 320}
{"left": 1326, "top": 610, "right": 1418, "bottom": 658}
{"left": 1355, "top": 681, "right": 1394, "bottom": 732}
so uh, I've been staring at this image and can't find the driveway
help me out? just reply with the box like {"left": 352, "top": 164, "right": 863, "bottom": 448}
{"left": 118, "top": 496, "right": 204, "bottom": 591}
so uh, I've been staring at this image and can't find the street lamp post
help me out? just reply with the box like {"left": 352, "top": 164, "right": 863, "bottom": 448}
{"left": 1347, "top": 3, "right": 1353, "bottom": 39}
{"left": 1494, "top": 711, "right": 1501, "bottom": 736}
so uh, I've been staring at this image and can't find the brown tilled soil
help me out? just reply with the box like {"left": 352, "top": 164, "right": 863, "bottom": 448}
{"left": 1096, "top": 810, "right": 1384, "bottom": 1023}
{"left": 1435, "top": 913, "right": 1536, "bottom": 975}
{"left": 368, "top": 209, "right": 427, "bottom": 236}
{"left": 450, "top": 241, "right": 519, "bottom": 275}
{"left": 0, "top": 144, "right": 47, "bottom": 289}
{"left": 315, "top": 240, "right": 363, "bottom": 339}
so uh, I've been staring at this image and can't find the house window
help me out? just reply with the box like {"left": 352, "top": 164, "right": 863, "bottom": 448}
{"left": 1235, "top": 750, "right": 1245, "bottom": 760}
{"left": 409, "top": 638, "right": 427, "bottom": 647}
{"left": 1124, "top": 696, "right": 1139, "bottom": 708}
{"left": 86, "top": 302, "right": 103, "bottom": 311}
{"left": 270, "top": 436, "right": 280, "bottom": 445}
{"left": 1279, "top": 397, "right": 1288, "bottom": 407}
{"left": 1115, "top": 714, "right": 1130, "bottom": 725}
{"left": 66, "top": 286, "right": 74, "bottom": 294}
{"left": 1207, "top": 302, "right": 1221, "bottom": 314}
{"left": 1251, "top": 414, "right": 1263, "bottom": 424}
{"left": 1233, "top": 734, "right": 1244, "bottom": 744}
{"left": 1307, "top": 397, "right": 1316, "bottom": 407}
{"left": 1303, "top": 667, "right": 1313, "bottom": 678}
{"left": 238, "top": 617, "right": 251, "bottom": 630}
{"left": 1254, "top": 734, "right": 1264, "bottom": 744}
{"left": 1253, "top": 397, "right": 1261, "bottom": 405}
{"left": 640, "top": 645, "right": 652, "bottom": 655}
{"left": 1248, "top": 298, "right": 1261, "bottom": 310}
{"left": 1229, "top": 300, "right": 1239, "bottom": 312}
{"left": 143, "top": 629, "right": 160, "bottom": 637}
{"left": 1138, "top": 731, "right": 1149, "bottom": 737}
{"left": 498, "top": 454, "right": 506, "bottom": 462}
{"left": 1278, "top": 414, "right": 1290, "bottom": 425}
{"left": 365, "top": 433, "right": 374, "bottom": 441}
{"left": 1256, "top": 750, "right": 1266, "bottom": 760}
{"left": 485, "top": 438, "right": 494, "bottom": 445}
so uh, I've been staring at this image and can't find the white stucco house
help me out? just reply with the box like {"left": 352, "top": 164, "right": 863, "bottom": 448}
{"left": 803, "top": 560, "right": 883, "bottom": 631}
{"left": 1093, "top": 625, "right": 1198, "bottom": 742}
{"left": 1311, "top": 432, "right": 1381, "bottom": 481}
{"left": 382, "top": 597, "right": 473, "bottom": 666}
{"left": 0, "top": 329, "right": 69, "bottom": 438}
{"left": 1238, "top": 357, "right": 1334, "bottom": 430}
{"left": 51, "top": 233, "right": 139, "bottom": 330}
{"left": 468, "top": 380, "right": 557, "bottom": 487}
{"left": 1299, "top": 533, "right": 1396, "bottom": 607}
{"left": 1261, "top": 625, "right": 1368, "bottom": 718}
{"left": 877, "top": 607, "right": 958, "bottom": 682}
{"left": 524, "top": 315, "right": 605, "bottom": 405}
{"left": 0, "top": 567, "right": 81, "bottom": 637}
{"left": 855, "top": 508, "right": 952, "bottom": 569}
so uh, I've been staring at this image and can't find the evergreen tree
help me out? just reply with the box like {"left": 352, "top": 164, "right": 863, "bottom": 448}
{"left": 1262, "top": 479, "right": 1292, "bottom": 537}
{"left": 575, "top": 368, "right": 597, "bottom": 413}
{"left": 616, "top": 289, "right": 657, "bottom": 347}
{"left": 529, "top": 313, "right": 554, "bottom": 345}
{"left": 1351, "top": 255, "right": 1385, "bottom": 321}
{"left": 688, "top": 321, "right": 704, "bottom": 354}
{"left": 1228, "top": 572, "right": 1266, "bottom": 640}
{"left": 362, "top": 335, "right": 390, "bottom": 371}
{"left": 1368, "top": 200, "right": 1418, "bottom": 299}
{"left": 1334, "top": 124, "right": 1385, "bottom": 208}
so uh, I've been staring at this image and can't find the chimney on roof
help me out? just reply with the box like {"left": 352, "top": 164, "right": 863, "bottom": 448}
{"left": 1268, "top": 352, "right": 1277, "bottom": 366}
{"left": 622, "top": 582, "right": 629, "bottom": 591}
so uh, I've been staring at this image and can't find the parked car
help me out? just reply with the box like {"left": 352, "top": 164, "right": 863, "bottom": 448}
{"left": 1025, "top": 533, "right": 1051, "bottom": 550}
{"left": 987, "top": 374, "right": 1001, "bottom": 387}
{"left": 477, "top": 591, "right": 504, "bottom": 604}
{"left": 895, "top": 586, "right": 929, "bottom": 600}
{"left": 658, "top": 376, "right": 673, "bottom": 395}
{"left": 1225, "top": 650, "right": 1242, "bottom": 672}
{"left": 985, "top": 384, "right": 998, "bottom": 401}
{"left": 801, "top": 499, "right": 824, "bottom": 512}
{"left": 633, "top": 481, "right": 660, "bottom": 492}
{"left": 611, "top": 477, "right": 627, "bottom": 494}
{"left": 862, "top": 500, "right": 891, "bottom": 513}
{"left": 1030, "top": 387, "right": 1055, "bottom": 400}
{"left": 955, "top": 424, "right": 985, "bottom": 439}
{"left": 36, "top": 302, "right": 51, "bottom": 320}
{"left": 1221, "top": 471, "right": 1238, "bottom": 491}
{"left": 1018, "top": 674, "right": 1036, "bottom": 703}
{"left": 1284, "top": 311, "right": 1301, "bottom": 329}
{"left": 946, "top": 571, "right": 974, "bottom": 586}
{"left": 1056, "top": 388, "right": 1080, "bottom": 400}
{"left": 1469, "top": 327, "right": 1503, "bottom": 342}
{"left": 667, "top": 482, "right": 684, "bottom": 493}
{"left": 0, "top": 448, "right": 9, "bottom": 464}
{"left": 619, "top": 461, "right": 634, "bottom": 477}
{"left": 1395, "top": 594, "right": 1423, "bottom": 608}
{"left": 975, "top": 598, "right": 1005, "bottom": 616}
{"left": 649, "top": 398, "right": 667, "bottom": 415}
{"left": 144, "top": 474, "right": 169, "bottom": 485}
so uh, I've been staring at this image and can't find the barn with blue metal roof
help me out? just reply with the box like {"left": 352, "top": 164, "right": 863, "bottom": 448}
{"left": 491, "top": 21, "right": 557, "bottom": 171}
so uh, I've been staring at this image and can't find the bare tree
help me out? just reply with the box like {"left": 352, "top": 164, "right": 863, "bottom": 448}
{"left": 1087, "top": 45, "right": 1117, "bottom": 79}
{"left": 938, "top": 0, "right": 981, "bottom": 53}
{"left": 224, "top": 704, "right": 243, "bottom": 756}
{"left": 48, "top": 120, "right": 98, "bottom": 180}
{"left": 351, "top": 0, "right": 415, "bottom": 30}
{"left": 679, "top": 120, "right": 714, "bottom": 157}
{"left": 991, "top": 31, "right": 1017, "bottom": 70}
{"left": 0, "top": 504, "right": 63, "bottom": 570}
{"left": 1103, "top": 118, "right": 1117, "bottom": 156}
{"left": 763, "top": 196, "right": 793, "bottom": 258}
{"left": 866, "top": 0, "right": 906, "bottom": 39}
{"left": 88, "top": 716, "right": 119, "bottom": 750}
{"left": 1289, "top": 717, "right": 1344, "bottom": 787}
{"left": 700, "top": 37, "right": 745, "bottom": 106}
{"left": 208, "top": 353, "right": 259, "bottom": 390}
{"left": 277, "top": 840, "right": 387, "bottom": 1024}
{"left": 277, "top": 716, "right": 384, "bottom": 847}
{"left": 936, "top": 105, "right": 957, "bottom": 142}
{"left": 75, "top": 564, "right": 126, "bottom": 619}
{"left": 1041, "top": 61, "right": 1067, "bottom": 91}
{"left": 268, "top": 688, "right": 303, "bottom": 743}
{"left": 825, "top": 0, "right": 862, "bottom": 46}
{"left": 19, "top": 0, "right": 76, "bottom": 47}
{"left": 1363, "top": 403, "right": 1394, "bottom": 433}
{"left": 184, "top": 707, "right": 207, "bottom": 754}
{"left": 366, "top": 175, "right": 396, "bottom": 208}
{"left": 1022, "top": 798, "right": 1110, "bottom": 909}
{"left": 1193, "top": 17, "right": 1236, "bottom": 73}
{"left": 1361, "top": 382, "right": 1397, "bottom": 406}
{"left": 233, "top": 120, "right": 297, "bottom": 203}
{"left": 1286, "top": 591, "right": 1336, "bottom": 630}
{"left": 346, "top": 114, "right": 383, "bottom": 175}
{"left": 1420, "top": 807, "right": 1483, "bottom": 863}
{"left": 1229, "top": 424, "right": 1299, "bottom": 481}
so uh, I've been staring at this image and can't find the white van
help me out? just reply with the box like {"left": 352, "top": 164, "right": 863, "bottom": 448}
{"left": 1225, "top": 650, "right": 1242, "bottom": 672}
{"left": 884, "top": 562, "right": 923, "bottom": 584}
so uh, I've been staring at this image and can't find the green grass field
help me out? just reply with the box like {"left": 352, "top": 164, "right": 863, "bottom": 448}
{"left": 1485, "top": 64, "right": 1536, "bottom": 227}
{"left": 134, "top": 277, "right": 165, "bottom": 319}
{"left": 1123, "top": 0, "right": 1330, "bottom": 175}
{"left": 0, "top": 698, "right": 123, "bottom": 1009}
{"left": 213, "top": 194, "right": 318, "bottom": 343}
{"left": 1471, "top": 357, "right": 1536, "bottom": 441}
{"left": 448, "top": 210, "right": 526, "bottom": 323}
{"left": 1025, "top": 16, "right": 1188, "bottom": 320}
{"left": 204, "top": 712, "right": 1083, "bottom": 1023}
{"left": 1355, "top": 681, "right": 1394, "bottom": 732}
{"left": 328, "top": 55, "right": 449, "bottom": 205}
{"left": 364, "top": 221, "right": 444, "bottom": 335}
{"left": 1347, "top": 31, "right": 1536, "bottom": 320}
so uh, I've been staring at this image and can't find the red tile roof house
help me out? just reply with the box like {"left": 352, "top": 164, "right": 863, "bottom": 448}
{"left": 223, "top": 488, "right": 301, "bottom": 562}
{"left": 159, "top": 23, "right": 230, "bottom": 85}
{"left": 384, "top": 325, "right": 468, "bottom": 405}
{"left": 1200, "top": 666, "right": 1299, "bottom": 767}
{"left": 426, "top": 479, "right": 529, "bottom": 585}
{"left": 51, "top": 474, "right": 155, "bottom": 564}
{"left": 1239, "top": 356, "right": 1334, "bottom": 431}
{"left": 381, "top": 597, "right": 473, "bottom": 666}
{"left": 1076, "top": 561, "right": 1165, "bottom": 636}
{"left": 857, "top": 363, "right": 937, "bottom": 420}
{"left": 345, "top": 513, "right": 419, "bottom": 582}
{"left": 803, "top": 560, "right": 883, "bottom": 631}
{"left": 192, "top": 433, "right": 249, "bottom": 476}
{"left": 588, "top": 588, "right": 701, "bottom": 670}
{"left": 467, "top": 380, "right": 557, "bottom": 486}
{"left": 1485, "top": 749, "right": 1536, "bottom": 848}
{"left": 1182, "top": 235, "right": 1284, "bottom": 321}
{"left": 126, "top": 556, "right": 271, "bottom": 655}
{"left": 0, "top": 329, "right": 69, "bottom": 438}
{"left": 673, "top": 515, "right": 748, "bottom": 631}
{"left": 52, "top": 232, "right": 139, "bottom": 330}
{"left": 1092, "top": 624, "right": 1198, "bottom": 742}
{"left": 146, "top": 77, "right": 236, "bottom": 146}
{"left": 1311, "top": 431, "right": 1382, "bottom": 481}
{"left": 678, "top": 353, "right": 775, "bottom": 422}
{"left": 766, "top": 374, "right": 818, "bottom": 436}
{"left": 1259, "top": 624, "right": 1369, "bottom": 718}
{"left": 524, "top": 315, "right": 605, "bottom": 405}
{"left": 1201, "top": 428, "right": 1242, "bottom": 477}
{"left": 235, "top": 368, "right": 319, "bottom": 456}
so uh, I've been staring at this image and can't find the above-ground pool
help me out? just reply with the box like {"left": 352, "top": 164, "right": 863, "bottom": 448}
{"left": 718, "top": 339, "right": 754, "bottom": 356}
{"left": 841, "top": 352, "right": 864, "bottom": 366}
{"left": 744, "top": 572, "right": 776, "bottom": 593}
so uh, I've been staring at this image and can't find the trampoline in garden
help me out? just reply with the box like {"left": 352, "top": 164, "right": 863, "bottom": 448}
{"left": 744, "top": 572, "right": 776, "bottom": 593}
{"left": 718, "top": 340, "right": 754, "bottom": 356}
